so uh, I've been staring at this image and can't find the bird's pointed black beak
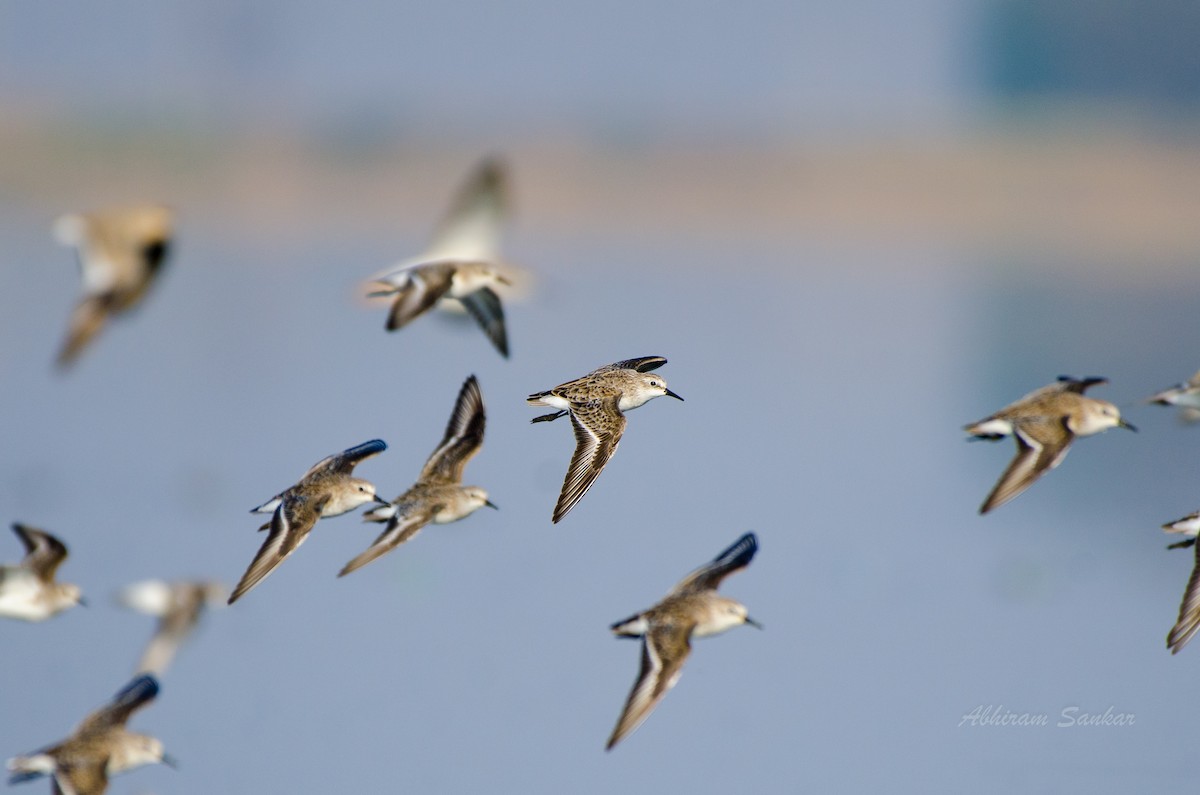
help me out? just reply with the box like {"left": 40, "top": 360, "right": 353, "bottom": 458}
{"left": 373, "top": 495, "right": 391, "bottom": 506}
{"left": 744, "top": 616, "right": 763, "bottom": 629}
{"left": 161, "top": 752, "right": 179, "bottom": 770}
{"left": 1119, "top": 418, "right": 1137, "bottom": 432}
{"left": 485, "top": 500, "right": 499, "bottom": 510}
{"left": 665, "top": 388, "right": 684, "bottom": 402}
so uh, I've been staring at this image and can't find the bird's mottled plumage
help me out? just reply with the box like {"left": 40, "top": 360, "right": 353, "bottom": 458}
{"left": 964, "top": 376, "right": 1134, "bottom": 514}
{"left": 366, "top": 158, "right": 514, "bottom": 357}
{"left": 606, "top": 532, "right": 760, "bottom": 751}
{"left": 527, "top": 356, "right": 683, "bottom": 523}
{"left": 342, "top": 376, "right": 494, "bottom": 576}
{"left": 53, "top": 205, "right": 173, "bottom": 368}
{"left": 117, "top": 579, "right": 228, "bottom": 674}
{"left": 229, "top": 440, "right": 388, "bottom": 603}
{"left": 0, "top": 524, "right": 83, "bottom": 621}
{"left": 6, "top": 674, "right": 174, "bottom": 795}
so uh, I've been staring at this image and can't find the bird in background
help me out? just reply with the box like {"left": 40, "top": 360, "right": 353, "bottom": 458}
{"left": 1162, "top": 511, "right": 1200, "bottom": 654}
{"left": 528, "top": 356, "right": 683, "bottom": 523}
{"left": 1146, "top": 369, "right": 1200, "bottom": 423}
{"left": 7, "top": 674, "right": 175, "bottom": 795}
{"left": 228, "top": 439, "right": 389, "bottom": 604}
{"left": 364, "top": 157, "right": 518, "bottom": 357}
{"left": 342, "top": 375, "right": 495, "bottom": 577}
{"left": 52, "top": 204, "right": 173, "bottom": 368}
{"left": 0, "top": 523, "right": 84, "bottom": 621}
{"left": 964, "top": 376, "right": 1135, "bottom": 514}
{"left": 606, "top": 532, "right": 761, "bottom": 751}
{"left": 116, "top": 579, "right": 228, "bottom": 675}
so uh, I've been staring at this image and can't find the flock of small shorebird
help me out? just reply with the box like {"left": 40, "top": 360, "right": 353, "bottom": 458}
{"left": 1, "top": 158, "right": 752, "bottom": 794}
{"left": 963, "top": 372, "right": 1200, "bottom": 655}
{"left": 5, "top": 157, "right": 1200, "bottom": 792}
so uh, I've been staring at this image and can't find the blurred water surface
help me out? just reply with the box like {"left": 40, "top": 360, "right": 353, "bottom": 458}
{"left": 4, "top": 0, "right": 1200, "bottom": 791}
{"left": 3, "top": 183, "right": 1200, "bottom": 791}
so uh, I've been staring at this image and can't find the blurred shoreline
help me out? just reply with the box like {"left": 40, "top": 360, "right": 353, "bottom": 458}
{"left": 3, "top": 112, "right": 1199, "bottom": 270}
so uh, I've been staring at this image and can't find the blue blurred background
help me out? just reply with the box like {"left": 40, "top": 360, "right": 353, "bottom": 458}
{"left": 3, "top": 2, "right": 1200, "bottom": 792}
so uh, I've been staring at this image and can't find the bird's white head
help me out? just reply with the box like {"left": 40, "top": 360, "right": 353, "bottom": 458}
{"left": 624, "top": 373, "right": 684, "bottom": 410}
{"left": 463, "top": 486, "right": 497, "bottom": 513}
{"left": 58, "top": 583, "right": 84, "bottom": 609}
{"left": 695, "top": 598, "right": 759, "bottom": 638}
{"left": 109, "top": 734, "right": 174, "bottom": 775}
{"left": 1072, "top": 400, "right": 1135, "bottom": 436}
{"left": 327, "top": 478, "right": 386, "bottom": 516}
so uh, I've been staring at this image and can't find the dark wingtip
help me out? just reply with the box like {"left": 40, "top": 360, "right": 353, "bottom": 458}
{"left": 114, "top": 673, "right": 160, "bottom": 707}
{"left": 341, "top": 439, "right": 388, "bottom": 462}
{"left": 712, "top": 532, "right": 758, "bottom": 569}
{"left": 636, "top": 356, "right": 667, "bottom": 372}
{"left": 8, "top": 771, "right": 44, "bottom": 785}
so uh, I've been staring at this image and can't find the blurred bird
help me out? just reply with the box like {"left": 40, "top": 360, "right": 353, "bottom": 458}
{"left": 117, "top": 579, "right": 228, "bottom": 675}
{"left": 7, "top": 674, "right": 175, "bottom": 795}
{"left": 1146, "top": 369, "right": 1200, "bottom": 423}
{"left": 52, "top": 204, "right": 173, "bottom": 368}
{"left": 0, "top": 523, "right": 84, "bottom": 621}
{"left": 606, "top": 532, "right": 761, "bottom": 750}
{"left": 229, "top": 440, "right": 389, "bottom": 604}
{"left": 528, "top": 356, "right": 683, "bottom": 523}
{"left": 964, "top": 376, "right": 1135, "bottom": 514}
{"left": 342, "top": 376, "right": 495, "bottom": 577}
{"left": 364, "top": 157, "right": 519, "bottom": 357}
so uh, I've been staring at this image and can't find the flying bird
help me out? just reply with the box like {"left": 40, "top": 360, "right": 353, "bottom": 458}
{"left": 229, "top": 440, "right": 388, "bottom": 603}
{"left": 52, "top": 205, "right": 173, "bottom": 367}
{"left": 606, "top": 532, "right": 760, "bottom": 750}
{"left": 365, "top": 157, "right": 516, "bottom": 357}
{"left": 1146, "top": 369, "right": 1200, "bottom": 423}
{"left": 1162, "top": 511, "right": 1200, "bottom": 654}
{"left": 117, "top": 579, "right": 228, "bottom": 675}
{"left": 0, "top": 524, "right": 84, "bottom": 621}
{"left": 342, "top": 376, "right": 495, "bottom": 577}
{"left": 964, "top": 376, "right": 1134, "bottom": 514}
{"left": 7, "top": 674, "right": 175, "bottom": 795}
{"left": 528, "top": 356, "right": 682, "bottom": 523}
